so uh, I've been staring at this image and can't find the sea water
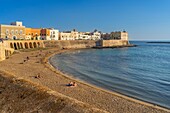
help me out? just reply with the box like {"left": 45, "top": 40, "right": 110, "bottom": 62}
{"left": 50, "top": 41, "right": 170, "bottom": 109}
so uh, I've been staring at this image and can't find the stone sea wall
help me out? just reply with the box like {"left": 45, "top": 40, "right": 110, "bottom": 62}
{"left": 43, "top": 40, "right": 97, "bottom": 49}
{"left": 0, "top": 40, "right": 130, "bottom": 61}
{"left": 43, "top": 40, "right": 130, "bottom": 49}
{"left": 0, "top": 42, "right": 5, "bottom": 61}
{"left": 101, "top": 40, "right": 129, "bottom": 47}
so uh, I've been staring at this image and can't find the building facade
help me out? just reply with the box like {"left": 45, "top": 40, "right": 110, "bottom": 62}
{"left": 40, "top": 28, "right": 50, "bottom": 40}
{"left": 0, "top": 21, "right": 25, "bottom": 40}
{"left": 59, "top": 32, "right": 72, "bottom": 40}
{"left": 90, "top": 31, "right": 101, "bottom": 40}
{"left": 60, "top": 29, "right": 80, "bottom": 40}
{"left": 25, "top": 28, "right": 41, "bottom": 40}
{"left": 49, "top": 28, "right": 59, "bottom": 40}
{"left": 110, "top": 31, "right": 128, "bottom": 40}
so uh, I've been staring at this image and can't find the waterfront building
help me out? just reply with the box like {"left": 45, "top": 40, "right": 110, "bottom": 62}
{"left": 70, "top": 29, "right": 79, "bottom": 40}
{"left": 110, "top": 31, "right": 128, "bottom": 40}
{"left": 25, "top": 28, "right": 41, "bottom": 40}
{"left": 59, "top": 32, "right": 72, "bottom": 40}
{"left": 0, "top": 21, "right": 25, "bottom": 40}
{"left": 59, "top": 29, "right": 78, "bottom": 40}
{"left": 79, "top": 34, "right": 91, "bottom": 40}
{"left": 90, "top": 30, "right": 101, "bottom": 40}
{"left": 40, "top": 28, "right": 50, "bottom": 40}
{"left": 101, "top": 33, "right": 110, "bottom": 40}
{"left": 49, "top": 28, "right": 59, "bottom": 40}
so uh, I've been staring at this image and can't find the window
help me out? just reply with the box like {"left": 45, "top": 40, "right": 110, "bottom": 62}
{"left": 20, "top": 30, "right": 23, "bottom": 34}
{"left": 11, "top": 30, "right": 14, "bottom": 34}
{"left": 15, "top": 30, "right": 18, "bottom": 34}
{"left": 6, "top": 29, "right": 9, "bottom": 34}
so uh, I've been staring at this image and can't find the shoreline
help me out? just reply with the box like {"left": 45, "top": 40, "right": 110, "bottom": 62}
{"left": 0, "top": 47, "right": 170, "bottom": 113}
{"left": 46, "top": 48, "right": 170, "bottom": 111}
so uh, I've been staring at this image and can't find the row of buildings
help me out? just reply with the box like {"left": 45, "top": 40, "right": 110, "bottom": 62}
{"left": 0, "top": 21, "right": 128, "bottom": 41}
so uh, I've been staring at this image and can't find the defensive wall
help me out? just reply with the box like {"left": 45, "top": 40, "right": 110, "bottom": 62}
{"left": 6, "top": 40, "right": 45, "bottom": 50}
{"left": 0, "top": 42, "right": 5, "bottom": 61}
{"left": 0, "top": 40, "right": 129, "bottom": 61}
{"left": 0, "top": 40, "right": 45, "bottom": 61}
{"left": 100, "top": 40, "right": 129, "bottom": 47}
{"left": 43, "top": 40, "right": 97, "bottom": 49}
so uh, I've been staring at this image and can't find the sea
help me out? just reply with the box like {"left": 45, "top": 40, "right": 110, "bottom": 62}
{"left": 50, "top": 41, "right": 170, "bottom": 109}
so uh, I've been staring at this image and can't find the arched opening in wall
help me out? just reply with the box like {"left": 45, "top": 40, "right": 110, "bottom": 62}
{"left": 14, "top": 43, "right": 17, "bottom": 50}
{"left": 5, "top": 50, "right": 7, "bottom": 56}
{"left": 17, "top": 42, "right": 20, "bottom": 49}
{"left": 5, "top": 36, "right": 9, "bottom": 40}
{"left": 13, "top": 36, "right": 17, "bottom": 40}
{"left": 10, "top": 43, "right": 13, "bottom": 48}
{"left": 20, "top": 43, "right": 23, "bottom": 49}
{"left": 29, "top": 42, "right": 33, "bottom": 48}
{"left": 33, "top": 42, "right": 37, "bottom": 48}
{"left": 5, "top": 50, "right": 8, "bottom": 57}
{"left": 25, "top": 43, "right": 29, "bottom": 49}
{"left": 37, "top": 42, "right": 40, "bottom": 48}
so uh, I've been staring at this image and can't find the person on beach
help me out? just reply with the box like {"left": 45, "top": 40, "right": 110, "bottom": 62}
{"left": 35, "top": 73, "right": 41, "bottom": 79}
{"left": 68, "top": 82, "right": 73, "bottom": 86}
{"left": 72, "top": 82, "right": 77, "bottom": 87}
{"left": 26, "top": 56, "right": 29, "bottom": 60}
{"left": 67, "top": 82, "right": 77, "bottom": 87}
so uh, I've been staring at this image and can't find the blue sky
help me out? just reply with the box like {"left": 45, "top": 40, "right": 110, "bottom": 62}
{"left": 0, "top": 0, "right": 170, "bottom": 40}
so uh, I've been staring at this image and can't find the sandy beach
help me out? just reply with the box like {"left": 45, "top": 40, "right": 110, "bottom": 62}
{"left": 0, "top": 48, "right": 170, "bottom": 113}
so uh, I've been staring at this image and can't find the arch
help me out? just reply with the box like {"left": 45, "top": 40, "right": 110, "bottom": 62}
{"left": 37, "top": 42, "right": 40, "bottom": 48}
{"left": 14, "top": 43, "right": 17, "bottom": 50}
{"left": 20, "top": 43, "right": 23, "bottom": 49}
{"left": 17, "top": 42, "right": 20, "bottom": 49}
{"left": 33, "top": 42, "right": 37, "bottom": 48}
{"left": 10, "top": 43, "right": 14, "bottom": 48}
{"left": 5, "top": 36, "right": 8, "bottom": 40}
{"left": 13, "top": 36, "right": 17, "bottom": 40}
{"left": 5, "top": 50, "right": 7, "bottom": 56}
{"left": 25, "top": 42, "right": 29, "bottom": 49}
{"left": 29, "top": 42, "right": 33, "bottom": 48}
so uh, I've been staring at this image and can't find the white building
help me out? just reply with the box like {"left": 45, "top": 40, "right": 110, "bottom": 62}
{"left": 79, "top": 34, "right": 91, "bottom": 40}
{"left": 90, "top": 31, "right": 101, "bottom": 40}
{"left": 49, "top": 28, "right": 59, "bottom": 40}
{"left": 10, "top": 21, "right": 23, "bottom": 26}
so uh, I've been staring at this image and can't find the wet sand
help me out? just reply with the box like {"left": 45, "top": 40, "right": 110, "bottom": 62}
{"left": 0, "top": 48, "right": 170, "bottom": 113}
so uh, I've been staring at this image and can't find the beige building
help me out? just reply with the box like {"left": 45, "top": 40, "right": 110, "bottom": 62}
{"left": 59, "top": 32, "right": 72, "bottom": 40}
{"left": 60, "top": 29, "right": 78, "bottom": 40}
{"left": 110, "top": 31, "right": 128, "bottom": 40}
{"left": 0, "top": 21, "right": 25, "bottom": 40}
